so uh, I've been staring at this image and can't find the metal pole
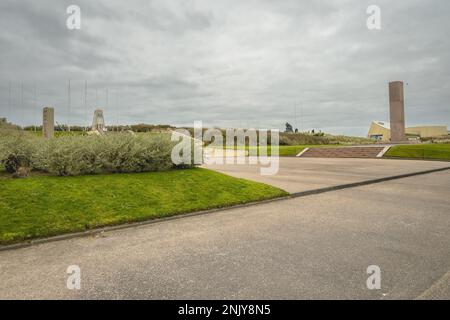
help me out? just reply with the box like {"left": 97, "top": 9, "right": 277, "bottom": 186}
{"left": 301, "top": 101, "right": 304, "bottom": 133}
{"left": 84, "top": 80, "right": 87, "bottom": 131}
{"left": 8, "top": 81, "right": 11, "bottom": 121}
{"left": 115, "top": 89, "right": 119, "bottom": 132}
{"left": 294, "top": 103, "right": 298, "bottom": 132}
{"left": 68, "top": 79, "right": 71, "bottom": 132}
{"left": 34, "top": 82, "right": 37, "bottom": 131}
{"left": 20, "top": 81, "right": 23, "bottom": 126}
{"left": 106, "top": 88, "right": 109, "bottom": 131}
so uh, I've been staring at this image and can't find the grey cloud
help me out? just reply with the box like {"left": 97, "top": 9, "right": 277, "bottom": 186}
{"left": 0, "top": 0, "right": 449, "bottom": 135}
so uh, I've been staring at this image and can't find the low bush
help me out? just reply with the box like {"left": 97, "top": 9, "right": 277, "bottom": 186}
{"left": 33, "top": 136, "right": 103, "bottom": 176}
{"left": 0, "top": 131, "right": 38, "bottom": 173}
{"left": 0, "top": 123, "right": 189, "bottom": 176}
{"left": 279, "top": 133, "right": 331, "bottom": 145}
{"left": 96, "top": 134, "right": 174, "bottom": 174}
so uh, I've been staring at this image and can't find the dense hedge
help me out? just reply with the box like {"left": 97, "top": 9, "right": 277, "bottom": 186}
{"left": 0, "top": 127, "right": 189, "bottom": 176}
{"left": 0, "top": 131, "right": 36, "bottom": 173}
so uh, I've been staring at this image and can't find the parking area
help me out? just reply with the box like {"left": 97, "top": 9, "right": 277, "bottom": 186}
{"left": 203, "top": 157, "right": 450, "bottom": 193}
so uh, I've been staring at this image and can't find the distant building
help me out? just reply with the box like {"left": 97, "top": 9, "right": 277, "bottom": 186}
{"left": 405, "top": 126, "right": 449, "bottom": 138}
{"left": 368, "top": 121, "right": 391, "bottom": 141}
{"left": 369, "top": 81, "right": 448, "bottom": 142}
{"left": 368, "top": 121, "right": 448, "bottom": 141}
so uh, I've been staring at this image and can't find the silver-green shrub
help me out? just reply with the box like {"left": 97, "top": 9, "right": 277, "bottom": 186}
{"left": 0, "top": 127, "right": 187, "bottom": 176}
{"left": 97, "top": 133, "right": 174, "bottom": 174}
{"left": 33, "top": 135, "right": 104, "bottom": 176}
{"left": 33, "top": 133, "right": 178, "bottom": 176}
{"left": 0, "top": 129, "right": 38, "bottom": 173}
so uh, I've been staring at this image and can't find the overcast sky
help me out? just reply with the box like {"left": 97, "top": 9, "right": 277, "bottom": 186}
{"left": 0, "top": 0, "right": 449, "bottom": 136}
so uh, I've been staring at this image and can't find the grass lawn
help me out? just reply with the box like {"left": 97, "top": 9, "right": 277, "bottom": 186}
{"left": 385, "top": 144, "right": 450, "bottom": 160}
{"left": 277, "top": 145, "right": 341, "bottom": 156}
{"left": 0, "top": 168, "right": 288, "bottom": 245}
{"left": 276, "top": 145, "right": 312, "bottom": 156}
{"left": 226, "top": 145, "right": 345, "bottom": 157}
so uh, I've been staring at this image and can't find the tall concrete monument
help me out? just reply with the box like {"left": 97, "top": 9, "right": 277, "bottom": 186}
{"left": 43, "top": 107, "right": 54, "bottom": 139}
{"left": 389, "top": 81, "right": 406, "bottom": 142}
{"left": 91, "top": 109, "right": 106, "bottom": 133}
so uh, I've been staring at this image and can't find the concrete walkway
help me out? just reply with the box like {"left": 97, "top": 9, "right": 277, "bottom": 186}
{"left": 203, "top": 157, "right": 450, "bottom": 193}
{"left": 0, "top": 163, "right": 449, "bottom": 299}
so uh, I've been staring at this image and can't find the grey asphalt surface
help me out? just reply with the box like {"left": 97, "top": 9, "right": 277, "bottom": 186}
{"left": 203, "top": 157, "right": 450, "bottom": 193}
{"left": 0, "top": 160, "right": 449, "bottom": 299}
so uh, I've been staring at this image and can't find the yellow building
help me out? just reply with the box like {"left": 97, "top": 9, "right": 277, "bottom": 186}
{"left": 368, "top": 121, "right": 391, "bottom": 141}
{"left": 368, "top": 121, "right": 448, "bottom": 141}
{"left": 405, "top": 126, "right": 448, "bottom": 138}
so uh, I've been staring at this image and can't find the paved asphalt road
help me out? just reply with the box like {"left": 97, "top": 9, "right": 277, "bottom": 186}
{"left": 0, "top": 159, "right": 449, "bottom": 299}
{"left": 203, "top": 157, "right": 450, "bottom": 193}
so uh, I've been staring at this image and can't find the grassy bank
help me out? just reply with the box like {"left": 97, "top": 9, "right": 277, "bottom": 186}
{"left": 225, "top": 145, "right": 344, "bottom": 157}
{"left": 227, "top": 143, "right": 450, "bottom": 159}
{"left": 385, "top": 144, "right": 450, "bottom": 160}
{"left": 0, "top": 168, "right": 287, "bottom": 245}
{"left": 276, "top": 145, "right": 345, "bottom": 156}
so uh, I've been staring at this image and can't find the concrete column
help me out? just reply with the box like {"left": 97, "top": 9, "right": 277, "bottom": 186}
{"left": 389, "top": 81, "right": 406, "bottom": 142}
{"left": 43, "top": 107, "right": 54, "bottom": 139}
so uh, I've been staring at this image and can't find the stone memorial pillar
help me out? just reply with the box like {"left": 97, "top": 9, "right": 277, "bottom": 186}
{"left": 389, "top": 81, "right": 406, "bottom": 142}
{"left": 91, "top": 109, "right": 105, "bottom": 133}
{"left": 43, "top": 107, "right": 54, "bottom": 139}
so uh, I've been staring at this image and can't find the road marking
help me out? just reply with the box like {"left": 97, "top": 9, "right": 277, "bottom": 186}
{"left": 376, "top": 146, "right": 391, "bottom": 158}
{"left": 296, "top": 148, "right": 309, "bottom": 157}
